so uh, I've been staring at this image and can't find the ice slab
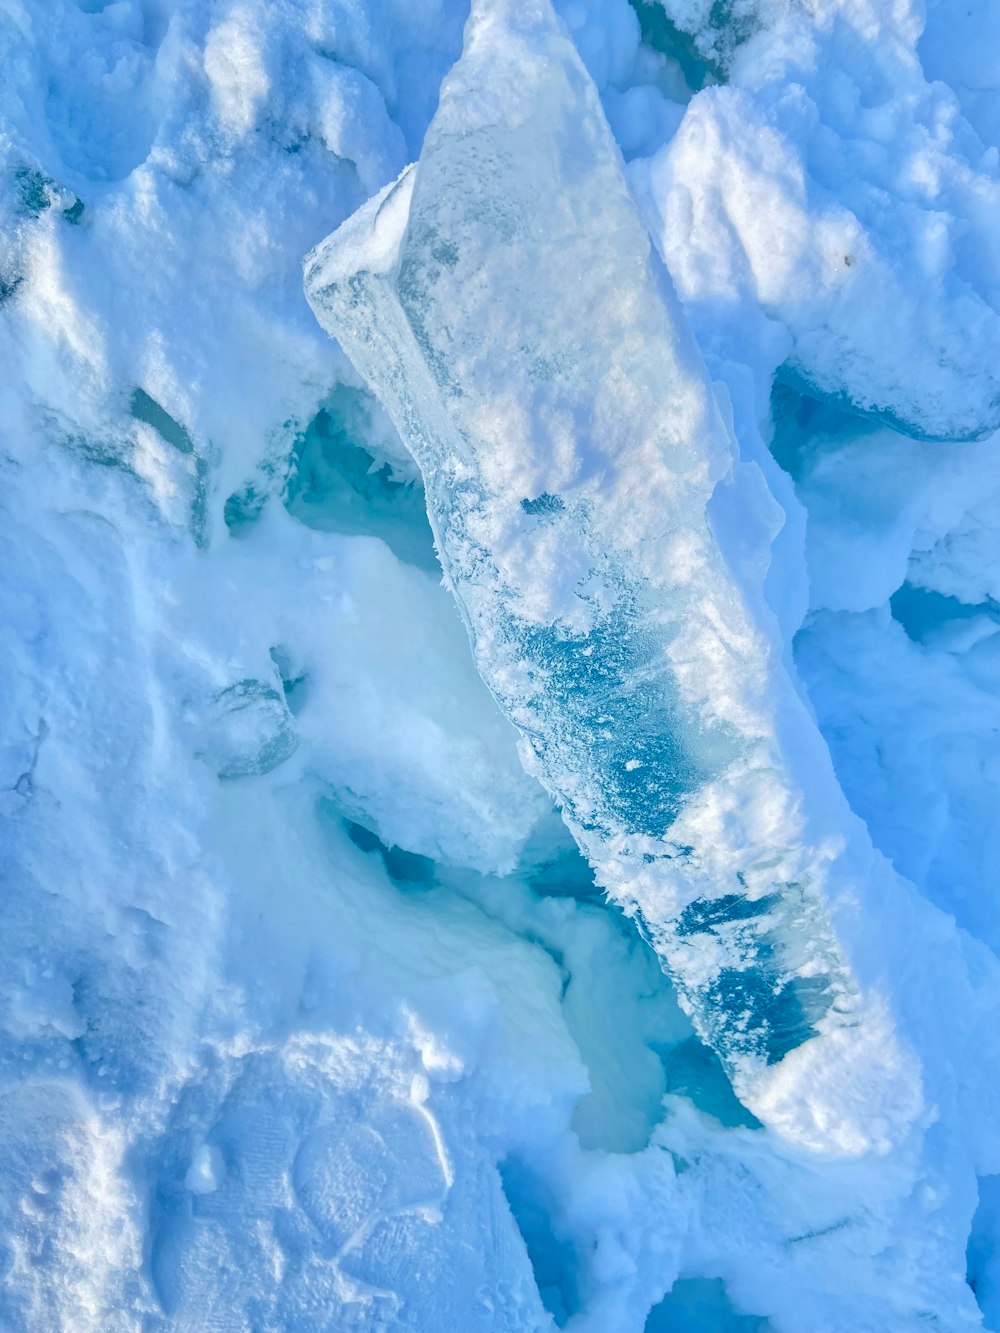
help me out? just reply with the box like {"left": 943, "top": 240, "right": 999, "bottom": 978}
{"left": 306, "top": 0, "right": 919, "bottom": 1149}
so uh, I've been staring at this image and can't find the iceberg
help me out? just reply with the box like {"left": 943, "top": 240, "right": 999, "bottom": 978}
{"left": 306, "top": 0, "right": 918, "bottom": 1147}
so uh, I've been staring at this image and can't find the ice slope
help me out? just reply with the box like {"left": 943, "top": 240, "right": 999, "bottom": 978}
{"left": 1, "top": 0, "right": 1000, "bottom": 1330}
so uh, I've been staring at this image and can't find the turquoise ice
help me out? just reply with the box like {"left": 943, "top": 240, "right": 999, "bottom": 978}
{"left": 306, "top": 0, "right": 917, "bottom": 1143}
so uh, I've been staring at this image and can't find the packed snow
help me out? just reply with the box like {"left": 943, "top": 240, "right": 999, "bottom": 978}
{"left": 2, "top": 0, "right": 1000, "bottom": 1329}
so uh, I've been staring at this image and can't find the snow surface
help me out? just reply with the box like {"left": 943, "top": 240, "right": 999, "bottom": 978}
{"left": 2, "top": 0, "right": 1000, "bottom": 1329}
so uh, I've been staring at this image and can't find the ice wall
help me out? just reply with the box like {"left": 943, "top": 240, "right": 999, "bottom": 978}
{"left": 306, "top": 0, "right": 918, "bottom": 1149}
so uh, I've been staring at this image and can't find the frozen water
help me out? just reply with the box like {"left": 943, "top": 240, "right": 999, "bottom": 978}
{"left": 3, "top": 0, "right": 1000, "bottom": 1328}
{"left": 283, "top": 384, "right": 438, "bottom": 572}
{"left": 632, "top": 0, "right": 1000, "bottom": 442}
{"left": 305, "top": 0, "right": 917, "bottom": 1146}
{"left": 645, "top": 1277, "right": 769, "bottom": 1331}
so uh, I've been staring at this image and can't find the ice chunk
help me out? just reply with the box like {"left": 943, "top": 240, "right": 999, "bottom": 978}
{"left": 633, "top": 9, "right": 1000, "bottom": 443}
{"left": 306, "top": 0, "right": 919, "bottom": 1146}
{"left": 192, "top": 678, "right": 298, "bottom": 780}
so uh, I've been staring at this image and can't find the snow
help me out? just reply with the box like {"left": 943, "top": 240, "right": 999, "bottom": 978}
{"left": 2, "top": 0, "right": 1000, "bottom": 1329}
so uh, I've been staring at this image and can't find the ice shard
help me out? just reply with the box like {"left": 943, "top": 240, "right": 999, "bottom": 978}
{"left": 305, "top": 0, "right": 918, "bottom": 1148}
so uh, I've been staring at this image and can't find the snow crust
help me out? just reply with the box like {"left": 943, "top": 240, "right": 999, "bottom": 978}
{"left": 2, "top": 0, "right": 1000, "bottom": 1328}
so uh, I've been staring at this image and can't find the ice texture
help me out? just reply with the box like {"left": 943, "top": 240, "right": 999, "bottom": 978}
{"left": 5, "top": 0, "right": 1000, "bottom": 1327}
{"left": 634, "top": 0, "right": 1000, "bottom": 442}
{"left": 305, "top": 0, "right": 917, "bottom": 1146}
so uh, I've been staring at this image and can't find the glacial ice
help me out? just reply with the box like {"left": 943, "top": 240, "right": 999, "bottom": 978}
{"left": 305, "top": 0, "right": 916, "bottom": 1146}
{"left": 4, "top": 0, "right": 1000, "bottom": 1328}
